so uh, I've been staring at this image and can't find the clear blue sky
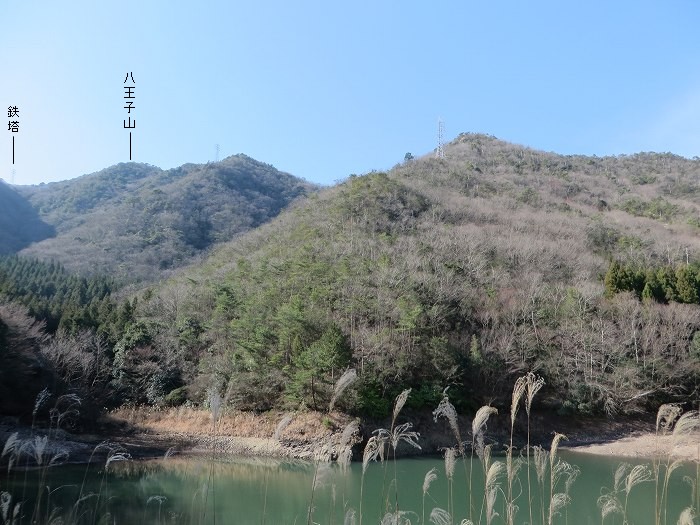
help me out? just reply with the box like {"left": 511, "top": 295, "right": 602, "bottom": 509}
{"left": 2, "top": 1, "right": 700, "bottom": 186}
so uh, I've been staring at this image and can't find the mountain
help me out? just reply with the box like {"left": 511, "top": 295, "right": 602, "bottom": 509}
{"left": 0, "top": 180, "right": 55, "bottom": 254}
{"left": 123, "top": 134, "right": 700, "bottom": 416}
{"left": 12, "top": 156, "right": 317, "bottom": 281}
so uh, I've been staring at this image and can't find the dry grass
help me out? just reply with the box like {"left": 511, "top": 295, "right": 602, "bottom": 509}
{"left": 108, "top": 406, "right": 350, "bottom": 441}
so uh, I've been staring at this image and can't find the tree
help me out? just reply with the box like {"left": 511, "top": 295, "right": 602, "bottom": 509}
{"left": 675, "top": 265, "right": 699, "bottom": 304}
{"left": 286, "top": 325, "right": 351, "bottom": 410}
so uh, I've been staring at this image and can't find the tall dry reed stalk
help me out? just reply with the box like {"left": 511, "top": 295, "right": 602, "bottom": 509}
{"left": 433, "top": 390, "right": 471, "bottom": 523}
{"left": 665, "top": 410, "right": 700, "bottom": 525}
{"left": 263, "top": 413, "right": 294, "bottom": 525}
{"left": 386, "top": 390, "right": 420, "bottom": 518}
{"left": 359, "top": 434, "right": 383, "bottom": 525}
{"left": 329, "top": 369, "right": 357, "bottom": 413}
{"left": 429, "top": 506, "right": 452, "bottom": 525}
{"left": 598, "top": 461, "right": 651, "bottom": 525}
{"left": 471, "top": 405, "right": 497, "bottom": 523}
{"left": 507, "top": 375, "right": 527, "bottom": 525}
{"left": 202, "top": 386, "right": 222, "bottom": 525}
{"left": 525, "top": 372, "right": 544, "bottom": 525}
{"left": 422, "top": 467, "right": 438, "bottom": 525}
{"left": 444, "top": 447, "right": 456, "bottom": 520}
{"left": 654, "top": 403, "right": 682, "bottom": 525}
{"left": 481, "top": 448, "right": 504, "bottom": 525}
{"left": 547, "top": 432, "right": 573, "bottom": 525}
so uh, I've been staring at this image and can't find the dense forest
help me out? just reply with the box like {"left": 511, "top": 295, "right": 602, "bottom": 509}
{"left": 1, "top": 134, "right": 700, "bottom": 426}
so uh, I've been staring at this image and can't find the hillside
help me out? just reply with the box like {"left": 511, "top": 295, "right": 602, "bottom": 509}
{"left": 122, "top": 134, "right": 700, "bottom": 418}
{"left": 0, "top": 181, "right": 55, "bottom": 254}
{"left": 13, "top": 156, "right": 316, "bottom": 281}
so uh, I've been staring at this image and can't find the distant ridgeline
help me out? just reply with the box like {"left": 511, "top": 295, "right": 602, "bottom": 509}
{"left": 13, "top": 157, "right": 316, "bottom": 281}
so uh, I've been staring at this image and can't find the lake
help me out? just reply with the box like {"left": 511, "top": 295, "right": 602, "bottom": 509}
{"left": 1, "top": 450, "right": 696, "bottom": 524}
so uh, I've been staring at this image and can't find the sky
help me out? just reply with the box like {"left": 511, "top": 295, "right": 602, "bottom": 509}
{"left": 2, "top": 1, "right": 700, "bottom": 187}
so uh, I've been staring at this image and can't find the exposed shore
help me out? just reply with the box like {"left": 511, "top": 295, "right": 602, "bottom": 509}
{"left": 566, "top": 432, "right": 700, "bottom": 462}
{"left": 2, "top": 407, "right": 698, "bottom": 466}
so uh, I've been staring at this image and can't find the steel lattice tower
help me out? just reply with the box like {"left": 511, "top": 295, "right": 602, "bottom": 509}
{"left": 436, "top": 118, "right": 445, "bottom": 158}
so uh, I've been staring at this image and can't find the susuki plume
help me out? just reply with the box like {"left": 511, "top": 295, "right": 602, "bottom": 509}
{"left": 337, "top": 420, "right": 360, "bottom": 471}
{"left": 362, "top": 435, "right": 382, "bottom": 474}
{"left": 656, "top": 403, "right": 682, "bottom": 434}
{"left": 533, "top": 445, "right": 548, "bottom": 484}
{"left": 597, "top": 493, "right": 623, "bottom": 519}
{"left": 485, "top": 460, "right": 505, "bottom": 490}
{"left": 392, "top": 389, "right": 411, "bottom": 426}
{"left": 549, "top": 433, "right": 567, "bottom": 466}
{"left": 340, "top": 420, "right": 361, "bottom": 447}
{"left": 433, "top": 393, "right": 462, "bottom": 449}
{"left": 472, "top": 405, "right": 497, "bottom": 438}
{"left": 273, "top": 413, "right": 294, "bottom": 441}
{"left": 485, "top": 486, "right": 499, "bottom": 525}
{"left": 344, "top": 508, "right": 356, "bottom": 525}
{"left": 624, "top": 464, "right": 652, "bottom": 496}
{"left": 429, "top": 507, "right": 452, "bottom": 525}
{"left": 423, "top": 467, "right": 438, "bottom": 495}
{"left": 614, "top": 463, "right": 630, "bottom": 493}
{"left": 677, "top": 507, "right": 696, "bottom": 525}
{"left": 329, "top": 369, "right": 357, "bottom": 412}
{"left": 548, "top": 493, "right": 571, "bottom": 525}
{"left": 33, "top": 388, "right": 52, "bottom": 417}
{"left": 380, "top": 510, "right": 413, "bottom": 525}
{"left": 444, "top": 448, "right": 456, "bottom": 480}
{"left": 510, "top": 375, "right": 528, "bottom": 426}
{"left": 525, "top": 373, "right": 545, "bottom": 416}
{"left": 672, "top": 410, "right": 699, "bottom": 438}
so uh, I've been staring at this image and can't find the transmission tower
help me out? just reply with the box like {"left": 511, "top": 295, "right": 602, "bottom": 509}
{"left": 215, "top": 144, "right": 220, "bottom": 162}
{"left": 436, "top": 118, "right": 445, "bottom": 159}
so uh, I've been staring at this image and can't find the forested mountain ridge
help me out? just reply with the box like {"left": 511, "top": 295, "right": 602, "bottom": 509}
{"left": 125, "top": 133, "right": 700, "bottom": 418}
{"left": 2, "top": 134, "right": 700, "bottom": 425}
{"left": 11, "top": 156, "right": 317, "bottom": 281}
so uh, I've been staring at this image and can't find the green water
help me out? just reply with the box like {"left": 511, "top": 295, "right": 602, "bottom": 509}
{"left": 1, "top": 451, "right": 697, "bottom": 524}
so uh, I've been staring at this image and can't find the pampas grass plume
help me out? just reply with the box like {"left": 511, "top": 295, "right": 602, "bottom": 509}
{"left": 444, "top": 448, "right": 456, "bottom": 480}
{"left": 433, "top": 394, "right": 461, "bottom": 448}
{"left": 273, "top": 413, "right": 294, "bottom": 441}
{"left": 392, "top": 389, "right": 411, "bottom": 425}
{"left": 329, "top": 369, "right": 357, "bottom": 412}
{"left": 677, "top": 507, "right": 696, "bottom": 525}
{"left": 472, "top": 406, "right": 498, "bottom": 438}
{"left": 423, "top": 467, "right": 438, "bottom": 494}
{"left": 550, "top": 433, "right": 567, "bottom": 466}
{"left": 510, "top": 376, "right": 528, "bottom": 426}
{"left": 525, "top": 373, "right": 545, "bottom": 416}
{"left": 656, "top": 403, "right": 682, "bottom": 434}
{"left": 429, "top": 507, "right": 452, "bottom": 525}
